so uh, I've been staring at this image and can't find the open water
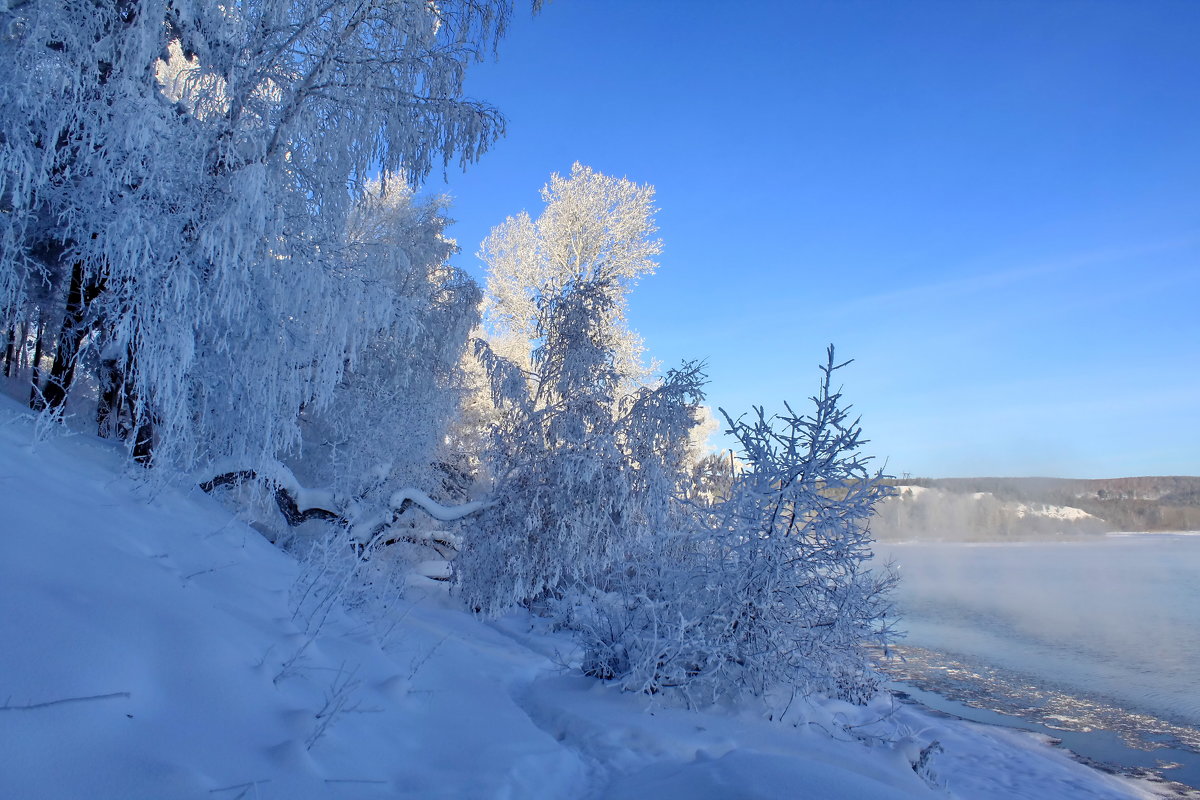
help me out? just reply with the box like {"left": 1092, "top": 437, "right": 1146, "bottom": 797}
{"left": 880, "top": 535, "right": 1200, "bottom": 793}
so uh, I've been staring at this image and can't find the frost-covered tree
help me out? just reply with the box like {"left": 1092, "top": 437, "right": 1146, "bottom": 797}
{"left": 0, "top": 1, "right": 182, "bottom": 440}
{"left": 457, "top": 279, "right": 707, "bottom": 614}
{"left": 480, "top": 162, "right": 660, "bottom": 384}
{"left": 456, "top": 167, "right": 701, "bottom": 613}
{"left": 711, "top": 349, "right": 898, "bottom": 702}
{"left": 292, "top": 180, "right": 481, "bottom": 512}
{"left": 0, "top": 0, "right": 521, "bottom": 471}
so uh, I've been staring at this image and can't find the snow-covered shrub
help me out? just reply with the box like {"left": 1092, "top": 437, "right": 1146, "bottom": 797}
{"left": 711, "top": 349, "right": 898, "bottom": 702}
{"left": 563, "top": 349, "right": 898, "bottom": 707}
{"left": 557, "top": 531, "right": 735, "bottom": 705}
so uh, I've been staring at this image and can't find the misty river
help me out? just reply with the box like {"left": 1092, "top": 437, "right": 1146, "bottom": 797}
{"left": 881, "top": 534, "right": 1200, "bottom": 792}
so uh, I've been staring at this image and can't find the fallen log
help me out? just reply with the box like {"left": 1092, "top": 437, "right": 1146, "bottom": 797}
{"left": 199, "top": 471, "right": 482, "bottom": 557}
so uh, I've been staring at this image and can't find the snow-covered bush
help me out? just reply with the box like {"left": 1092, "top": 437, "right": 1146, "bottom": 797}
{"left": 713, "top": 348, "right": 898, "bottom": 702}
{"left": 564, "top": 349, "right": 897, "bottom": 707}
{"left": 556, "top": 530, "right": 733, "bottom": 704}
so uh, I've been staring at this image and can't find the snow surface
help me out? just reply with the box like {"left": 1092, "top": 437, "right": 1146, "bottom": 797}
{"left": 0, "top": 399, "right": 1161, "bottom": 799}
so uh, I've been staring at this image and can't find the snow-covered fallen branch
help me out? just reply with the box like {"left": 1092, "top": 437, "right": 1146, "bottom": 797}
{"left": 389, "top": 488, "right": 487, "bottom": 522}
{"left": 199, "top": 470, "right": 487, "bottom": 556}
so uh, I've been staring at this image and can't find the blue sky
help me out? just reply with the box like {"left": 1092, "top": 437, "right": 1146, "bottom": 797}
{"left": 435, "top": 0, "right": 1200, "bottom": 479}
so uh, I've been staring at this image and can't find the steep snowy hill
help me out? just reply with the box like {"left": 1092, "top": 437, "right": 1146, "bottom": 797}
{"left": 883, "top": 477, "right": 1200, "bottom": 535}
{"left": 873, "top": 485, "right": 1109, "bottom": 541}
{"left": 0, "top": 398, "right": 1161, "bottom": 799}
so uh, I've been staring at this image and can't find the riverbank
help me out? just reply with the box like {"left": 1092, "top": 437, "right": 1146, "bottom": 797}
{"left": 883, "top": 649, "right": 1200, "bottom": 797}
{"left": 882, "top": 536, "right": 1200, "bottom": 796}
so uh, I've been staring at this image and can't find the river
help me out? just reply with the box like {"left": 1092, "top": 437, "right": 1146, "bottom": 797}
{"left": 880, "top": 534, "right": 1200, "bottom": 793}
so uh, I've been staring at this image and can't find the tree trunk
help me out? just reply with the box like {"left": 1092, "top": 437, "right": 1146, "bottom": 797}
{"left": 43, "top": 262, "right": 96, "bottom": 413}
{"left": 96, "top": 354, "right": 124, "bottom": 438}
{"left": 15, "top": 319, "right": 29, "bottom": 372}
{"left": 2, "top": 325, "right": 14, "bottom": 378}
{"left": 132, "top": 415, "right": 155, "bottom": 466}
{"left": 28, "top": 320, "right": 47, "bottom": 410}
{"left": 120, "top": 343, "right": 155, "bottom": 466}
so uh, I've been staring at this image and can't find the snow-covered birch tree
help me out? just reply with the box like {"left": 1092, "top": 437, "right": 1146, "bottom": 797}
{"left": 0, "top": 0, "right": 522, "bottom": 472}
{"left": 292, "top": 180, "right": 481, "bottom": 511}
{"left": 456, "top": 165, "right": 705, "bottom": 614}
{"left": 480, "top": 162, "right": 660, "bottom": 384}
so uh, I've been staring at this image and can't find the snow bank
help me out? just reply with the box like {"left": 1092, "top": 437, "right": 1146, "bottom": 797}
{"left": 0, "top": 401, "right": 582, "bottom": 799}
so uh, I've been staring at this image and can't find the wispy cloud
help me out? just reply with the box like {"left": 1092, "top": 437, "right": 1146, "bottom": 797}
{"left": 835, "top": 234, "right": 1199, "bottom": 314}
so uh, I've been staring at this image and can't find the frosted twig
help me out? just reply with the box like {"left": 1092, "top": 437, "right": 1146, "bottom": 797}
{"left": 1, "top": 691, "right": 130, "bottom": 710}
{"left": 274, "top": 637, "right": 314, "bottom": 685}
{"left": 324, "top": 778, "right": 388, "bottom": 784}
{"left": 409, "top": 635, "right": 448, "bottom": 680}
{"left": 209, "top": 779, "right": 271, "bottom": 797}
{"left": 807, "top": 720, "right": 856, "bottom": 743}
{"left": 184, "top": 561, "right": 239, "bottom": 580}
{"left": 306, "top": 662, "right": 362, "bottom": 749}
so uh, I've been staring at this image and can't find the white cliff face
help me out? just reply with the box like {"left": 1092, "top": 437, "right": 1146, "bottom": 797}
{"left": 876, "top": 486, "right": 1105, "bottom": 541}
{"left": 1011, "top": 501, "right": 1099, "bottom": 522}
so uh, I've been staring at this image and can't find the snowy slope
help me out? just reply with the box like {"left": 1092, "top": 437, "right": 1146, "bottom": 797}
{"left": 0, "top": 398, "right": 1159, "bottom": 799}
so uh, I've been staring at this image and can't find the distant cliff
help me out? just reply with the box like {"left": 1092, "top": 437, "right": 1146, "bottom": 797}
{"left": 872, "top": 476, "right": 1200, "bottom": 541}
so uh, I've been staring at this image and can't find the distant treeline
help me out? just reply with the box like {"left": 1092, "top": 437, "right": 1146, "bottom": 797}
{"left": 885, "top": 476, "right": 1200, "bottom": 533}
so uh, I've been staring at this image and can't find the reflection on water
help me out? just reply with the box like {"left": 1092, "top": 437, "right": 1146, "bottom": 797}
{"left": 880, "top": 535, "right": 1200, "bottom": 793}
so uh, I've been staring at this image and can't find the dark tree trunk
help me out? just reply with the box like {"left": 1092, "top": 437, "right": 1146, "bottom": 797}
{"left": 28, "top": 320, "right": 47, "bottom": 410}
{"left": 132, "top": 415, "right": 155, "bottom": 466}
{"left": 96, "top": 354, "right": 124, "bottom": 438}
{"left": 13, "top": 320, "right": 29, "bottom": 373}
{"left": 2, "top": 325, "right": 14, "bottom": 378}
{"left": 120, "top": 343, "right": 155, "bottom": 466}
{"left": 43, "top": 261, "right": 98, "bottom": 413}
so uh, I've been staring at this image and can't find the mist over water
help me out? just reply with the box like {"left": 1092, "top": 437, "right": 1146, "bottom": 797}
{"left": 881, "top": 535, "right": 1200, "bottom": 790}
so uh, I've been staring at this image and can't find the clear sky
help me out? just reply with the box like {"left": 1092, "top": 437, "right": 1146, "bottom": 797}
{"left": 435, "top": 0, "right": 1200, "bottom": 479}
